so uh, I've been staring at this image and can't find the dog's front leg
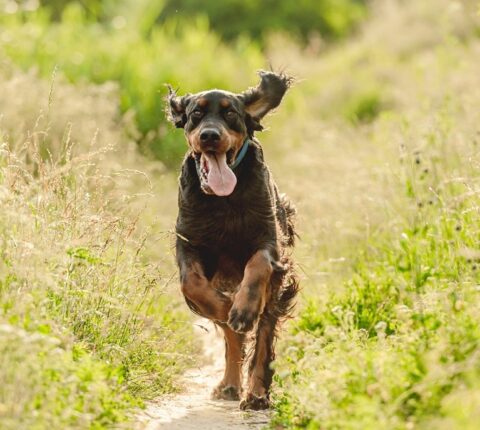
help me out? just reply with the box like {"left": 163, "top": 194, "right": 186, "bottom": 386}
{"left": 227, "top": 249, "right": 273, "bottom": 333}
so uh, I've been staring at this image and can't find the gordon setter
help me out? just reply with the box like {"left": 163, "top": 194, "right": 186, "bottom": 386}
{"left": 166, "top": 71, "right": 298, "bottom": 410}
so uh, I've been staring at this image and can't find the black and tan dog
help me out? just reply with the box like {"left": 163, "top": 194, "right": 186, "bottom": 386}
{"left": 166, "top": 71, "right": 298, "bottom": 410}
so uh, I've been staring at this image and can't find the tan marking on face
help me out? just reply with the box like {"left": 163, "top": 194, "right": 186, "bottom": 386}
{"left": 187, "top": 121, "right": 245, "bottom": 157}
{"left": 186, "top": 127, "right": 202, "bottom": 152}
{"left": 197, "top": 97, "right": 208, "bottom": 108}
{"left": 220, "top": 98, "right": 231, "bottom": 108}
{"left": 190, "top": 124, "right": 239, "bottom": 154}
{"left": 224, "top": 129, "right": 247, "bottom": 160}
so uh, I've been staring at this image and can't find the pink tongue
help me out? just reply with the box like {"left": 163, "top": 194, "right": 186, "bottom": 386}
{"left": 204, "top": 152, "right": 237, "bottom": 196}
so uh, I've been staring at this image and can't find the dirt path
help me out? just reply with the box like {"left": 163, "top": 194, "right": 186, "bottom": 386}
{"left": 136, "top": 319, "right": 270, "bottom": 430}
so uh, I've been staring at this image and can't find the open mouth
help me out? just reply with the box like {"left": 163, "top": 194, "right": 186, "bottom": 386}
{"left": 194, "top": 149, "right": 237, "bottom": 196}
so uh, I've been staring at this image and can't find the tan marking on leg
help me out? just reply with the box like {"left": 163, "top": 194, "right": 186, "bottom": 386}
{"left": 212, "top": 325, "right": 245, "bottom": 400}
{"left": 181, "top": 262, "right": 231, "bottom": 322}
{"left": 223, "top": 327, "right": 244, "bottom": 386}
{"left": 247, "top": 324, "right": 270, "bottom": 397}
{"left": 240, "top": 316, "right": 277, "bottom": 410}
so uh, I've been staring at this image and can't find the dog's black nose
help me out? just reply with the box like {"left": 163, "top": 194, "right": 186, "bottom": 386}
{"left": 200, "top": 128, "right": 221, "bottom": 143}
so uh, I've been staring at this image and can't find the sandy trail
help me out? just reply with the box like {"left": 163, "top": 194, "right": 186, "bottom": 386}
{"left": 137, "top": 319, "right": 270, "bottom": 430}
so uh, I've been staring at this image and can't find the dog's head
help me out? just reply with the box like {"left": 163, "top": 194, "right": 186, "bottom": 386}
{"left": 166, "top": 71, "right": 292, "bottom": 196}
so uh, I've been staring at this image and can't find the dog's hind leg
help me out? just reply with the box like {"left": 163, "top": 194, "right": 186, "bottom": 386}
{"left": 212, "top": 323, "right": 245, "bottom": 400}
{"left": 240, "top": 311, "right": 277, "bottom": 410}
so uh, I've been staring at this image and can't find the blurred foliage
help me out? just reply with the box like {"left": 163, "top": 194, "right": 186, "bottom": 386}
{"left": 0, "top": 2, "right": 263, "bottom": 165}
{"left": 158, "top": 0, "right": 367, "bottom": 43}
{"left": 39, "top": 0, "right": 108, "bottom": 19}
{"left": 0, "top": 0, "right": 368, "bottom": 165}
{"left": 343, "top": 89, "right": 384, "bottom": 124}
{"left": 37, "top": 0, "right": 367, "bottom": 43}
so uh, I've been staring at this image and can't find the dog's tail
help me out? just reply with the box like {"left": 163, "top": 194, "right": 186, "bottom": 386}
{"left": 281, "top": 195, "right": 297, "bottom": 248}
{"left": 275, "top": 186, "right": 297, "bottom": 248}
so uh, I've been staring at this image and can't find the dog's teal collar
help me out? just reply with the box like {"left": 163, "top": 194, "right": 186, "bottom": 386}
{"left": 230, "top": 138, "right": 250, "bottom": 170}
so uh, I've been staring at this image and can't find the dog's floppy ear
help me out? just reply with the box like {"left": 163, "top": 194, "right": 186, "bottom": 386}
{"left": 239, "top": 71, "right": 293, "bottom": 130}
{"left": 166, "top": 85, "right": 191, "bottom": 129}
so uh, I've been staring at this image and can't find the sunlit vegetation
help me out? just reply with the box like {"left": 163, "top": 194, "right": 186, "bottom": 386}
{"left": 1, "top": 0, "right": 480, "bottom": 428}
{"left": 265, "top": 1, "right": 480, "bottom": 428}
{"left": 0, "top": 64, "right": 196, "bottom": 428}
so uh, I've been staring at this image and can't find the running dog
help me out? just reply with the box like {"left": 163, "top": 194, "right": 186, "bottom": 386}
{"left": 166, "top": 70, "right": 298, "bottom": 410}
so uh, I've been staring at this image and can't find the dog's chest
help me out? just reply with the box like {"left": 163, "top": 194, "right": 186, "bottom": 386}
{"left": 209, "top": 254, "right": 244, "bottom": 294}
{"left": 177, "top": 152, "right": 277, "bottom": 251}
{"left": 197, "top": 204, "right": 274, "bottom": 250}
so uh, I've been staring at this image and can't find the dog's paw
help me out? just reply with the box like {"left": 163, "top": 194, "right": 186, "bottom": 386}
{"left": 211, "top": 384, "right": 241, "bottom": 401}
{"left": 227, "top": 305, "right": 259, "bottom": 333}
{"left": 239, "top": 393, "right": 270, "bottom": 410}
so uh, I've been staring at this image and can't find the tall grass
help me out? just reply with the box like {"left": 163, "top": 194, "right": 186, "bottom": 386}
{"left": 2, "top": 0, "right": 480, "bottom": 428}
{"left": 0, "top": 64, "right": 196, "bottom": 428}
{"left": 263, "top": 1, "right": 480, "bottom": 428}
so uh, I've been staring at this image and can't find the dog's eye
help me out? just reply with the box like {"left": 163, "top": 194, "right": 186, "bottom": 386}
{"left": 225, "top": 110, "right": 237, "bottom": 119}
{"left": 191, "top": 109, "right": 203, "bottom": 119}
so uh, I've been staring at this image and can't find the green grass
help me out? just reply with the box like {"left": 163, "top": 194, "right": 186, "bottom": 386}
{"left": 0, "top": 64, "right": 197, "bottom": 428}
{"left": 273, "top": 192, "right": 480, "bottom": 429}
{"left": 266, "top": 1, "right": 480, "bottom": 428}
{"left": 2, "top": 0, "right": 480, "bottom": 428}
{"left": 0, "top": 3, "right": 263, "bottom": 165}
{"left": 0, "top": 0, "right": 367, "bottom": 166}
{"left": 159, "top": 0, "right": 367, "bottom": 44}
